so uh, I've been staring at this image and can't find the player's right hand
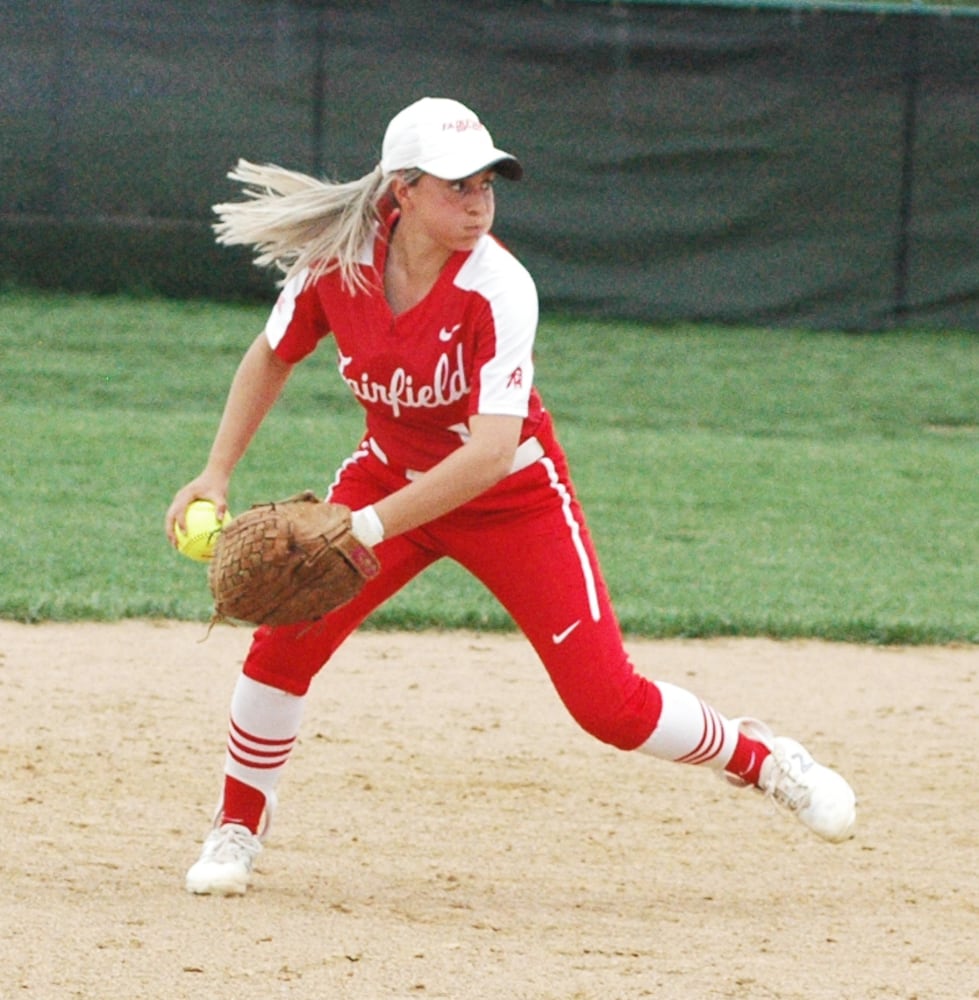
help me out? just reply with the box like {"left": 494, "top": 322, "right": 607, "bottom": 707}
{"left": 165, "top": 473, "right": 230, "bottom": 547}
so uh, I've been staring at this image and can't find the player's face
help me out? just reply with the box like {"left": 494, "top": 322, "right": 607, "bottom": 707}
{"left": 407, "top": 170, "right": 497, "bottom": 252}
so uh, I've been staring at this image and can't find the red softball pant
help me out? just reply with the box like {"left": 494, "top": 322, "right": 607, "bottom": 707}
{"left": 242, "top": 441, "right": 663, "bottom": 751}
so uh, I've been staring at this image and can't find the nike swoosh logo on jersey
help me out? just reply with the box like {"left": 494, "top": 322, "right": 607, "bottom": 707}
{"left": 438, "top": 323, "right": 461, "bottom": 342}
{"left": 552, "top": 620, "right": 581, "bottom": 645}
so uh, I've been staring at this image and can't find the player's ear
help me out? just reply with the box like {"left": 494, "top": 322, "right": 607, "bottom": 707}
{"left": 389, "top": 169, "right": 423, "bottom": 211}
{"left": 388, "top": 174, "right": 410, "bottom": 209}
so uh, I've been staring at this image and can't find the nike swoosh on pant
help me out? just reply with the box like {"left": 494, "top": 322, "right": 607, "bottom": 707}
{"left": 552, "top": 620, "right": 581, "bottom": 645}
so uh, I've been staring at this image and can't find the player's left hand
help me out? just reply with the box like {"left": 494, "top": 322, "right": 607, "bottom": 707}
{"left": 208, "top": 491, "right": 381, "bottom": 626}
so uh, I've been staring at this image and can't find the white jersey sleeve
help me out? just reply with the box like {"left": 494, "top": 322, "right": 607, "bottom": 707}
{"left": 454, "top": 238, "right": 538, "bottom": 418}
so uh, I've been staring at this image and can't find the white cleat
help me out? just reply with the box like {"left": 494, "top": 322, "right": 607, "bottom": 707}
{"left": 729, "top": 718, "right": 856, "bottom": 842}
{"left": 760, "top": 737, "right": 857, "bottom": 843}
{"left": 186, "top": 823, "right": 262, "bottom": 896}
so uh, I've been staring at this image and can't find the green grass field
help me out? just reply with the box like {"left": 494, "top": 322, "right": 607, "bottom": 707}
{"left": 1, "top": 291, "right": 976, "bottom": 643}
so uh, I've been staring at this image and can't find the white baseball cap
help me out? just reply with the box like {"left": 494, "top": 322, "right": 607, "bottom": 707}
{"left": 380, "top": 97, "right": 522, "bottom": 181}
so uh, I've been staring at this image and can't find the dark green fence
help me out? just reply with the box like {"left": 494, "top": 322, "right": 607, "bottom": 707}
{"left": 2, "top": 0, "right": 977, "bottom": 330}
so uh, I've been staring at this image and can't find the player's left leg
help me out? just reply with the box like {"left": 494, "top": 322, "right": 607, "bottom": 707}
{"left": 440, "top": 453, "right": 856, "bottom": 842}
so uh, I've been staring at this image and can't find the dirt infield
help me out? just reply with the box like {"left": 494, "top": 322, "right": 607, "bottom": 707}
{"left": 2, "top": 621, "right": 977, "bottom": 1000}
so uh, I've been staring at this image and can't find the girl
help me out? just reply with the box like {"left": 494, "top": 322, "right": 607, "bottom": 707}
{"left": 166, "top": 97, "right": 855, "bottom": 896}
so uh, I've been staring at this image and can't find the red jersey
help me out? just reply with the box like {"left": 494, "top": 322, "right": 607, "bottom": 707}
{"left": 264, "top": 215, "right": 550, "bottom": 475}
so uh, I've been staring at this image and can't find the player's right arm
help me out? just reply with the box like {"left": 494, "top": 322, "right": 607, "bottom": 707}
{"left": 165, "top": 332, "right": 294, "bottom": 544}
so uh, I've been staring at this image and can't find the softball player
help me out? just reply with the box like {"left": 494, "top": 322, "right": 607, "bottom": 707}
{"left": 166, "top": 97, "right": 856, "bottom": 896}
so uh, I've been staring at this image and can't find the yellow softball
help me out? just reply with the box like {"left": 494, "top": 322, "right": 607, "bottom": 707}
{"left": 174, "top": 500, "right": 232, "bottom": 563}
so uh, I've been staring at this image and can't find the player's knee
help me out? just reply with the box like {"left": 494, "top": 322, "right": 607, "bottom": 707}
{"left": 565, "top": 682, "right": 662, "bottom": 751}
{"left": 243, "top": 622, "right": 330, "bottom": 696}
{"left": 573, "top": 712, "right": 648, "bottom": 750}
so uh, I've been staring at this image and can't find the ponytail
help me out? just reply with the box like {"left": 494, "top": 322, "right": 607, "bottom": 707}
{"left": 212, "top": 160, "right": 390, "bottom": 292}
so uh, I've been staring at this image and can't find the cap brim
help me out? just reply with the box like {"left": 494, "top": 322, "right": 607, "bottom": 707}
{"left": 421, "top": 151, "right": 523, "bottom": 182}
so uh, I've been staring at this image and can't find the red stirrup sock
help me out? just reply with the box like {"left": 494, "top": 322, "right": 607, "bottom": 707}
{"left": 220, "top": 776, "right": 268, "bottom": 834}
{"left": 215, "top": 674, "right": 305, "bottom": 835}
{"left": 724, "top": 734, "right": 770, "bottom": 787}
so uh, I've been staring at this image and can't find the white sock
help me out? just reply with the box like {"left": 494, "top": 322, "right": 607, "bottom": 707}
{"left": 224, "top": 674, "right": 305, "bottom": 805}
{"left": 637, "top": 681, "right": 738, "bottom": 770}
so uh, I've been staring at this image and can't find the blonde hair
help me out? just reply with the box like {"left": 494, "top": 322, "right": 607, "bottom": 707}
{"left": 212, "top": 159, "right": 398, "bottom": 292}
